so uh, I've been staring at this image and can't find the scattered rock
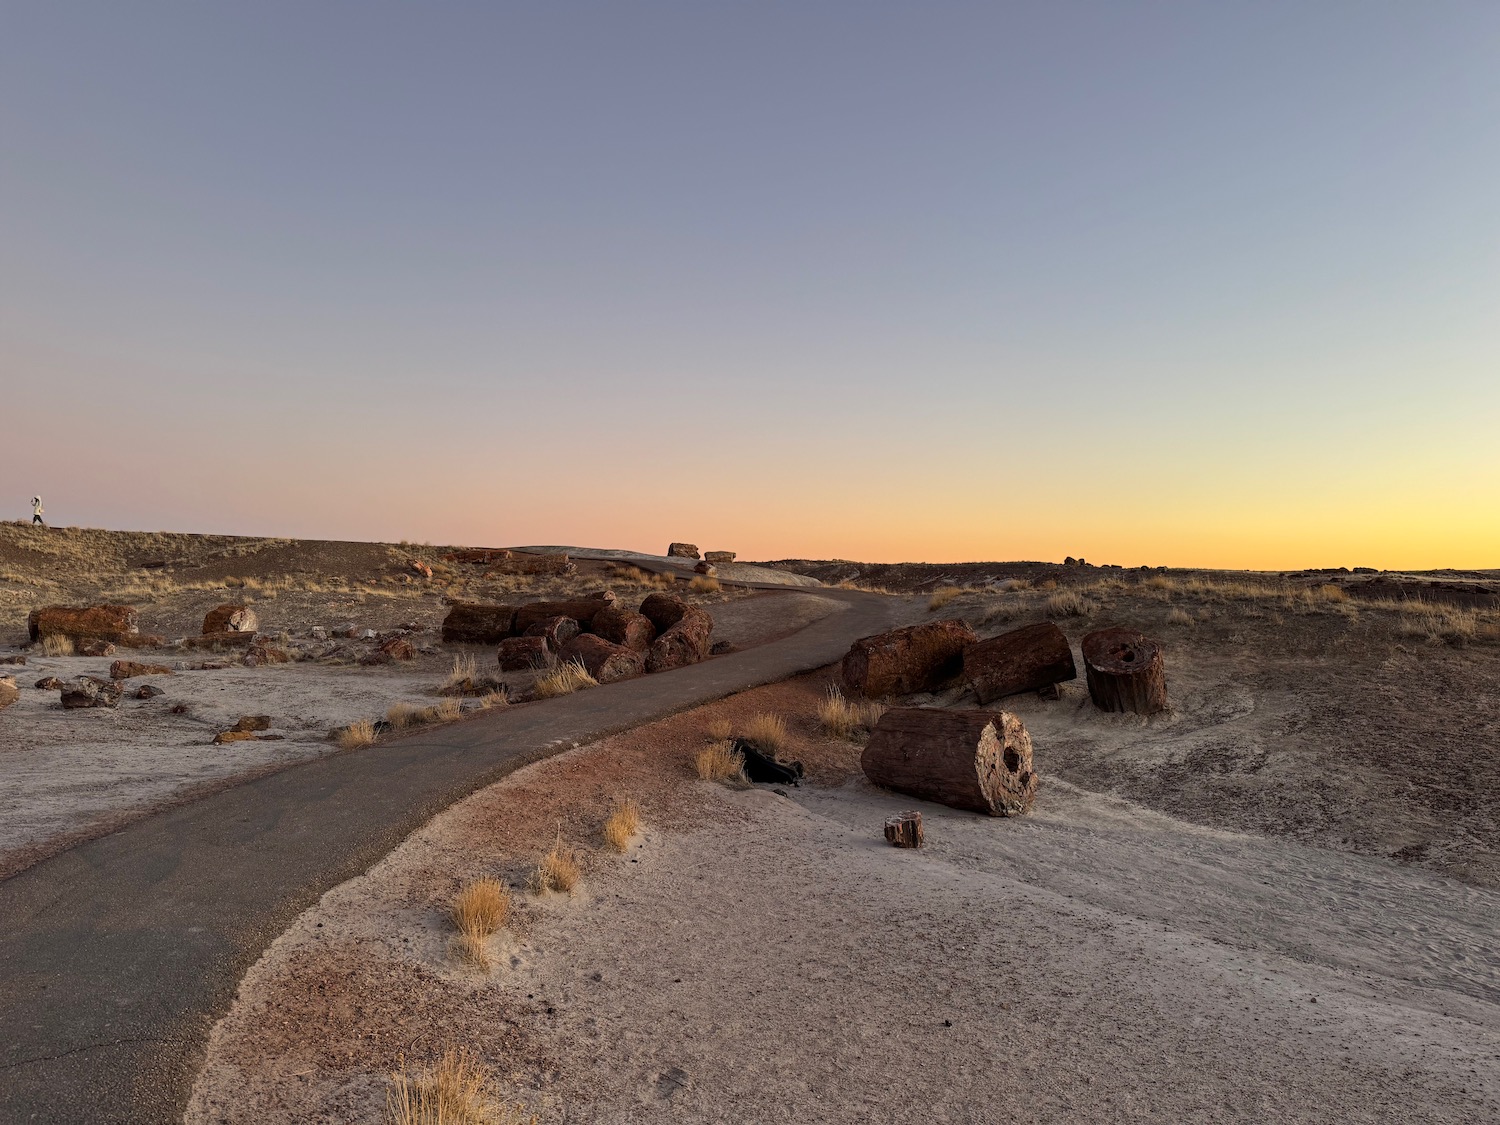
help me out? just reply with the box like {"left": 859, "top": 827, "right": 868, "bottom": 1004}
{"left": 232, "top": 715, "right": 272, "bottom": 732}
{"left": 709, "top": 640, "right": 735, "bottom": 655}
{"left": 135, "top": 684, "right": 165, "bottom": 699}
{"left": 0, "top": 676, "right": 17, "bottom": 711}
{"left": 378, "top": 635, "right": 416, "bottom": 661}
{"left": 410, "top": 559, "right": 433, "bottom": 579}
{"left": 77, "top": 640, "right": 117, "bottom": 657}
{"left": 202, "top": 604, "right": 258, "bottom": 635}
{"left": 212, "top": 730, "right": 258, "bottom": 745}
{"left": 59, "top": 678, "right": 124, "bottom": 709}
{"left": 310, "top": 626, "right": 328, "bottom": 640}
{"left": 693, "top": 561, "right": 717, "bottom": 576}
{"left": 180, "top": 631, "right": 257, "bottom": 651}
{"left": 244, "top": 644, "right": 292, "bottom": 667}
{"left": 667, "top": 543, "right": 700, "bottom": 560}
{"left": 0, "top": 654, "right": 26, "bottom": 666}
{"left": 840, "top": 619, "right": 978, "bottom": 698}
{"left": 27, "top": 604, "right": 140, "bottom": 645}
{"left": 357, "top": 628, "right": 378, "bottom": 640}
{"left": 498, "top": 636, "right": 555, "bottom": 672}
{"left": 109, "top": 660, "right": 174, "bottom": 680}
{"left": 704, "top": 551, "right": 736, "bottom": 565}
{"left": 34, "top": 676, "right": 63, "bottom": 690}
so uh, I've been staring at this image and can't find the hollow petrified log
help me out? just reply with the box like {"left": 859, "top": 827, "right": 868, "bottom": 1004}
{"left": 202, "top": 604, "right": 258, "bottom": 635}
{"left": 645, "top": 606, "right": 714, "bottom": 673}
{"left": 512, "top": 594, "right": 617, "bottom": 635}
{"left": 589, "top": 605, "right": 657, "bottom": 652}
{"left": 498, "top": 636, "right": 555, "bottom": 672}
{"left": 861, "top": 707, "right": 1037, "bottom": 816}
{"left": 884, "top": 811, "right": 924, "bottom": 849}
{"left": 840, "top": 620, "right": 978, "bottom": 698}
{"left": 638, "top": 592, "right": 691, "bottom": 632}
{"left": 1082, "top": 627, "right": 1168, "bottom": 715}
{"left": 523, "top": 615, "right": 581, "bottom": 652}
{"left": 441, "top": 602, "right": 518, "bottom": 644}
{"left": 28, "top": 605, "right": 140, "bottom": 644}
{"left": 556, "top": 634, "right": 644, "bottom": 684}
{"left": 963, "top": 622, "right": 1077, "bottom": 704}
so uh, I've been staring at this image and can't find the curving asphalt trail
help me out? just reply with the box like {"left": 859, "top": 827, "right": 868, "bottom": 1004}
{"left": 0, "top": 587, "right": 902, "bottom": 1124}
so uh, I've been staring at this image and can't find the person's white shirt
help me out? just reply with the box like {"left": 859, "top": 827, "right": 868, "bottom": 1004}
{"left": 31, "top": 497, "right": 43, "bottom": 517}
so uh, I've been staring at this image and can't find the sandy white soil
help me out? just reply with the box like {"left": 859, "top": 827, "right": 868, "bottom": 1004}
{"left": 188, "top": 674, "right": 1500, "bottom": 1124}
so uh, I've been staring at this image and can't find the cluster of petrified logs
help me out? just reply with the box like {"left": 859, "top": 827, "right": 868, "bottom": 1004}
{"left": 442, "top": 589, "right": 715, "bottom": 684}
{"left": 840, "top": 618, "right": 1166, "bottom": 716}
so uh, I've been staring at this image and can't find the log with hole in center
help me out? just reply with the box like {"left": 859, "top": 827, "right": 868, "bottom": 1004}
{"left": 861, "top": 708, "right": 1038, "bottom": 817}
{"left": 1082, "top": 627, "right": 1167, "bottom": 715}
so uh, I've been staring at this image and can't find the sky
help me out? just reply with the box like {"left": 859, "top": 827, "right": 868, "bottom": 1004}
{"left": 2, "top": 2, "right": 1497, "bottom": 569}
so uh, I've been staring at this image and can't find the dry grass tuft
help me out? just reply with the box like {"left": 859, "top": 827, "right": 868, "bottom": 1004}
{"left": 979, "top": 600, "right": 1022, "bottom": 626}
{"left": 387, "top": 702, "right": 423, "bottom": 730}
{"left": 446, "top": 653, "right": 479, "bottom": 689}
{"left": 1166, "top": 607, "right": 1195, "bottom": 627}
{"left": 1312, "top": 583, "right": 1348, "bottom": 603}
{"left": 338, "top": 719, "right": 377, "bottom": 749}
{"left": 817, "top": 686, "right": 885, "bottom": 740}
{"left": 1396, "top": 604, "right": 1481, "bottom": 645}
{"left": 450, "top": 877, "right": 510, "bottom": 969}
{"left": 1045, "top": 590, "right": 1097, "bottom": 618}
{"left": 40, "top": 634, "right": 75, "bottom": 657}
{"left": 695, "top": 740, "right": 746, "bottom": 782}
{"left": 742, "top": 712, "right": 788, "bottom": 755}
{"left": 706, "top": 717, "right": 733, "bottom": 742}
{"left": 689, "top": 575, "right": 721, "bottom": 593}
{"left": 530, "top": 844, "right": 581, "bottom": 895}
{"left": 476, "top": 690, "right": 508, "bottom": 711}
{"left": 386, "top": 1048, "right": 535, "bottom": 1125}
{"left": 532, "top": 660, "right": 598, "bottom": 699}
{"left": 613, "top": 565, "right": 674, "bottom": 590}
{"left": 928, "top": 586, "right": 963, "bottom": 611}
{"left": 426, "top": 697, "right": 463, "bottom": 723}
{"left": 602, "top": 798, "right": 641, "bottom": 852}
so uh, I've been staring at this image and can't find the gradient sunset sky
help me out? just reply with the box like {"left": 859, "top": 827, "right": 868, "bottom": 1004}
{"left": 3, "top": 3, "right": 1497, "bottom": 569}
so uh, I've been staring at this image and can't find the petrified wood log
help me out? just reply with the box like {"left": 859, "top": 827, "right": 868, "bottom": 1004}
{"left": 109, "top": 660, "right": 174, "bottom": 680}
{"left": 861, "top": 707, "right": 1037, "bottom": 816}
{"left": 963, "top": 622, "right": 1077, "bottom": 704}
{"left": 202, "top": 604, "right": 258, "bottom": 635}
{"left": 58, "top": 677, "right": 124, "bottom": 709}
{"left": 589, "top": 605, "right": 657, "bottom": 651}
{"left": 28, "top": 605, "right": 140, "bottom": 644}
{"left": 884, "top": 811, "right": 924, "bottom": 849}
{"left": 441, "top": 603, "right": 518, "bottom": 643}
{"left": 0, "top": 676, "right": 17, "bottom": 712}
{"left": 179, "top": 631, "right": 257, "bottom": 650}
{"left": 498, "top": 636, "right": 555, "bottom": 671}
{"left": 512, "top": 594, "right": 617, "bottom": 635}
{"left": 556, "top": 634, "right": 644, "bottom": 684}
{"left": 840, "top": 619, "right": 978, "bottom": 698}
{"left": 704, "top": 551, "right": 736, "bottom": 565}
{"left": 486, "top": 552, "right": 575, "bottom": 577}
{"left": 667, "top": 542, "right": 700, "bottom": 559}
{"left": 638, "top": 592, "right": 691, "bottom": 632}
{"left": 645, "top": 606, "right": 714, "bottom": 673}
{"left": 1082, "top": 627, "right": 1168, "bottom": 715}
{"left": 523, "top": 615, "right": 581, "bottom": 652}
{"left": 443, "top": 548, "right": 511, "bottom": 565}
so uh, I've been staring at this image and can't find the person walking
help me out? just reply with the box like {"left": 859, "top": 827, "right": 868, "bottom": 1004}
{"left": 31, "top": 496, "right": 44, "bottom": 526}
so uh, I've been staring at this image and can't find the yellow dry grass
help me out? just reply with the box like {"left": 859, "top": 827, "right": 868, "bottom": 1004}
{"left": 1044, "top": 590, "right": 1097, "bottom": 618}
{"left": 928, "top": 586, "right": 963, "bottom": 611}
{"left": 1166, "top": 607, "right": 1195, "bottom": 627}
{"left": 338, "top": 719, "right": 377, "bottom": 749}
{"left": 530, "top": 844, "right": 581, "bottom": 896}
{"left": 706, "top": 718, "right": 733, "bottom": 742}
{"left": 695, "top": 740, "right": 746, "bottom": 783}
{"left": 742, "top": 712, "right": 787, "bottom": 755}
{"left": 602, "top": 799, "right": 641, "bottom": 852}
{"left": 446, "top": 653, "right": 479, "bottom": 690}
{"left": 40, "top": 634, "right": 75, "bottom": 657}
{"left": 817, "top": 686, "right": 885, "bottom": 740}
{"left": 386, "top": 702, "right": 423, "bottom": 730}
{"left": 386, "top": 1048, "right": 536, "bottom": 1125}
{"left": 612, "top": 565, "right": 674, "bottom": 590}
{"left": 689, "top": 575, "right": 721, "bottom": 593}
{"left": 450, "top": 878, "right": 510, "bottom": 969}
{"left": 532, "top": 660, "right": 598, "bottom": 699}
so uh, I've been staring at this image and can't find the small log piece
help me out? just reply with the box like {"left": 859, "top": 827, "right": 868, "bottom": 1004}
{"left": 498, "top": 636, "right": 555, "bottom": 672}
{"left": 556, "top": 634, "right": 644, "bottom": 684}
{"left": 590, "top": 605, "right": 657, "bottom": 651}
{"left": 28, "top": 605, "right": 140, "bottom": 645}
{"left": 667, "top": 542, "right": 701, "bottom": 559}
{"left": 512, "top": 594, "right": 617, "bottom": 635}
{"left": 179, "top": 631, "right": 258, "bottom": 650}
{"left": 109, "top": 660, "right": 174, "bottom": 680}
{"left": 883, "top": 811, "right": 924, "bottom": 849}
{"left": 645, "top": 606, "right": 714, "bottom": 673}
{"left": 704, "top": 551, "right": 736, "bottom": 565}
{"left": 202, "top": 604, "right": 258, "bottom": 635}
{"left": 441, "top": 603, "right": 518, "bottom": 643}
{"left": 523, "top": 615, "right": 581, "bottom": 652}
{"left": 58, "top": 677, "right": 124, "bottom": 710}
{"left": 0, "top": 676, "right": 18, "bottom": 712}
{"left": 963, "top": 622, "right": 1077, "bottom": 704}
{"left": 840, "top": 620, "right": 978, "bottom": 698}
{"left": 861, "top": 707, "right": 1038, "bottom": 816}
{"left": 1082, "top": 628, "right": 1168, "bottom": 715}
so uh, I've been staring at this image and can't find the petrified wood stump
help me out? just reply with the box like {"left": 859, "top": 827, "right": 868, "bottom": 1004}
{"left": 962, "top": 621, "right": 1077, "bottom": 704}
{"left": 861, "top": 707, "right": 1038, "bottom": 816}
{"left": 1082, "top": 627, "right": 1167, "bottom": 715}
{"left": 883, "top": 811, "right": 924, "bottom": 848}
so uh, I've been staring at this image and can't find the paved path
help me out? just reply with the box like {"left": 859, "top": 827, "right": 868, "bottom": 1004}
{"left": 0, "top": 588, "right": 902, "bottom": 1123}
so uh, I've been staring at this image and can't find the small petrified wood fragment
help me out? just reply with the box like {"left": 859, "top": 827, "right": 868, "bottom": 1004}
{"left": 861, "top": 707, "right": 1037, "bottom": 816}
{"left": 883, "top": 811, "right": 924, "bottom": 848}
{"left": 1082, "top": 627, "right": 1167, "bottom": 715}
{"left": 962, "top": 622, "right": 1076, "bottom": 704}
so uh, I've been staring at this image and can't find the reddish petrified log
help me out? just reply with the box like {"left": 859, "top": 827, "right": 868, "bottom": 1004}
{"left": 645, "top": 606, "right": 714, "bottom": 673}
{"left": 962, "top": 622, "right": 1077, "bottom": 704}
{"left": 485, "top": 552, "right": 575, "bottom": 577}
{"left": 498, "top": 636, "right": 555, "bottom": 671}
{"left": 556, "top": 634, "right": 644, "bottom": 684}
{"left": 523, "top": 615, "right": 581, "bottom": 652}
{"left": 28, "top": 605, "right": 140, "bottom": 644}
{"left": 441, "top": 603, "right": 518, "bottom": 643}
{"left": 1082, "top": 627, "right": 1168, "bottom": 715}
{"left": 443, "top": 548, "right": 511, "bottom": 565}
{"left": 180, "top": 631, "right": 257, "bottom": 650}
{"left": 883, "top": 811, "right": 924, "bottom": 848}
{"left": 840, "top": 619, "right": 978, "bottom": 698}
{"left": 512, "top": 594, "right": 617, "bottom": 635}
{"left": 202, "top": 604, "right": 258, "bottom": 635}
{"left": 589, "top": 605, "right": 657, "bottom": 652}
{"left": 109, "top": 660, "right": 174, "bottom": 680}
{"left": 704, "top": 551, "right": 736, "bottom": 565}
{"left": 639, "top": 592, "right": 692, "bottom": 632}
{"left": 667, "top": 543, "right": 700, "bottom": 559}
{"left": 861, "top": 707, "right": 1038, "bottom": 817}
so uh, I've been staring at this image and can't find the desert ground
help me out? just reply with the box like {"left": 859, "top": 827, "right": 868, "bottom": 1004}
{"left": 4, "top": 523, "right": 1499, "bottom": 1122}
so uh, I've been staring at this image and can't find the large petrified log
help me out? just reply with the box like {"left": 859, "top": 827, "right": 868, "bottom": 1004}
{"left": 1082, "top": 627, "right": 1168, "bottom": 715}
{"left": 443, "top": 548, "right": 511, "bottom": 565}
{"left": 589, "top": 604, "right": 657, "bottom": 652}
{"left": 556, "top": 634, "right": 644, "bottom": 684}
{"left": 28, "top": 605, "right": 140, "bottom": 644}
{"left": 638, "top": 592, "right": 691, "bottom": 632}
{"left": 667, "top": 542, "right": 700, "bottom": 559}
{"left": 441, "top": 603, "right": 518, "bottom": 643}
{"left": 202, "top": 604, "right": 258, "bottom": 635}
{"left": 840, "top": 619, "right": 978, "bottom": 698}
{"left": 498, "top": 636, "right": 555, "bottom": 671}
{"left": 861, "top": 707, "right": 1037, "bottom": 816}
{"left": 645, "top": 606, "right": 714, "bottom": 673}
{"left": 486, "top": 552, "right": 575, "bottom": 577}
{"left": 512, "top": 593, "right": 617, "bottom": 635}
{"left": 523, "top": 615, "right": 581, "bottom": 652}
{"left": 963, "top": 622, "right": 1077, "bottom": 704}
